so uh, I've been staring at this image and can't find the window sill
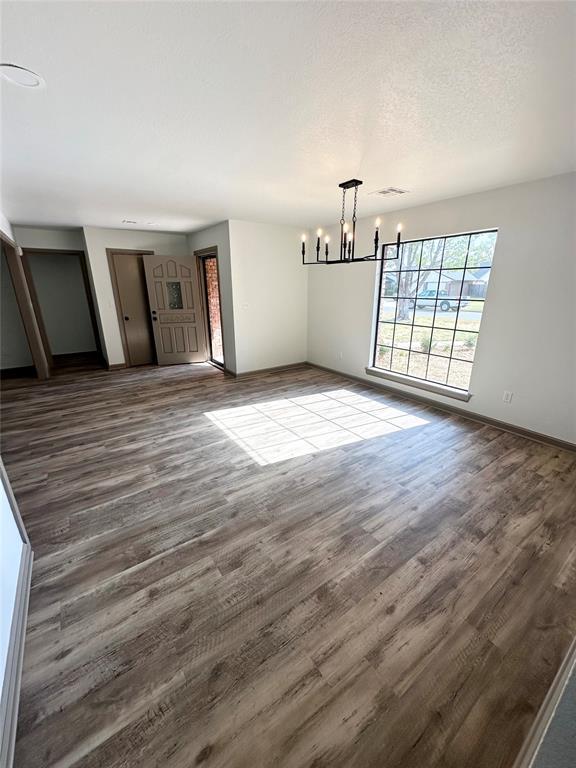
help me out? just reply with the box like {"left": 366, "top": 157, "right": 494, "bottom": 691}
{"left": 365, "top": 367, "right": 472, "bottom": 402}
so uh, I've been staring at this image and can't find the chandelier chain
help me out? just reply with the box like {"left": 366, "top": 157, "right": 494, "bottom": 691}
{"left": 340, "top": 188, "right": 346, "bottom": 225}
{"left": 352, "top": 186, "right": 358, "bottom": 224}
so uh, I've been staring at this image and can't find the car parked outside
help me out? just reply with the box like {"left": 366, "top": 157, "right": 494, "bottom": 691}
{"left": 410, "top": 289, "right": 468, "bottom": 312}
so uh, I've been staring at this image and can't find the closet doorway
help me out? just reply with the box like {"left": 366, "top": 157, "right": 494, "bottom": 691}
{"left": 22, "top": 248, "right": 104, "bottom": 372}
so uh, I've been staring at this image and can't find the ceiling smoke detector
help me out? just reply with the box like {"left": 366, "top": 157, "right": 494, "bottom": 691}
{"left": 371, "top": 187, "right": 410, "bottom": 196}
{"left": 0, "top": 63, "right": 45, "bottom": 88}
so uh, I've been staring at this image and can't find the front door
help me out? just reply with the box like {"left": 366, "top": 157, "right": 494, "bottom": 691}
{"left": 143, "top": 254, "right": 207, "bottom": 365}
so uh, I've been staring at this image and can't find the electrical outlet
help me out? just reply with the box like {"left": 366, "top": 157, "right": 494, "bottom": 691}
{"left": 503, "top": 391, "right": 513, "bottom": 404}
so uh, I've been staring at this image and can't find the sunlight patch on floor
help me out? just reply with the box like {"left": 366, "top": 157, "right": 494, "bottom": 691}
{"left": 205, "top": 389, "right": 429, "bottom": 465}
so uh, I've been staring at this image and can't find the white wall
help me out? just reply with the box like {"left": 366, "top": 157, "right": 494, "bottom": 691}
{"left": 0, "top": 252, "right": 32, "bottom": 369}
{"left": 308, "top": 173, "right": 576, "bottom": 443}
{"left": 27, "top": 252, "right": 96, "bottom": 355}
{"left": 13, "top": 226, "right": 85, "bottom": 252}
{"left": 0, "top": 209, "right": 14, "bottom": 242}
{"left": 227, "top": 220, "right": 308, "bottom": 374}
{"left": 188, "top": 220, "right": 308, "bottom": 375}
{"left": 82, "top": 227, "right": 188, "bottom": 365}
{"left": 187, "top": 222, "right": 236, "bottom": 373}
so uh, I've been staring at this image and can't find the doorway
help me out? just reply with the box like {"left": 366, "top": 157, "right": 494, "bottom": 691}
{"left": 22, "top": 249, "right": 104, "bottom": 371}
{"left": 107, "top": 250, "right": 209, "bottom": 367}
{"left": 143, "top": 253, "right": 208, "bottom": 365}
{"left": 198, "top": 250, "right": 224, "bottom": 367}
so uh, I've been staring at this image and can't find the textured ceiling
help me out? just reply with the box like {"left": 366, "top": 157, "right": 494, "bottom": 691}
{"left": 1, "top": 1, "right": 575, "bottom": 232}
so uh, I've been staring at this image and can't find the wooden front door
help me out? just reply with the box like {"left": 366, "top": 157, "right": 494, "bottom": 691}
{"left": 143, "top": 254, "right": 207, "bottom": 365}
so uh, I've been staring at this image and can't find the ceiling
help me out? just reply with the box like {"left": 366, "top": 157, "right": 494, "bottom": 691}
{"left": 1, "top": 1, "right": 575, "bottom": 232}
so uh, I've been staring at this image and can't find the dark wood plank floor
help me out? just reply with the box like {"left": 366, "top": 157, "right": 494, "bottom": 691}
{"left": 1, "top": 363, "right": 575, "bottom": 768}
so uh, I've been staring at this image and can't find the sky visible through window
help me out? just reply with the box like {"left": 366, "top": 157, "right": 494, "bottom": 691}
{"left": 206, "top": 390, "right": 428, "bottom": 465}
{"left": 373, "top": 230, "right": 497, "bottom": 391}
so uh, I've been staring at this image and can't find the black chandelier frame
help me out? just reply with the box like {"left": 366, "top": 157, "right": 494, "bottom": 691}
{"left": 301, "top": 179, "right": 403, "bottom": 265}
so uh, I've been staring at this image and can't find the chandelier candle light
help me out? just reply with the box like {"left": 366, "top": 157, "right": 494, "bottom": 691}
{"left": 301, "top": 179, "right": 405, "bottom": 265}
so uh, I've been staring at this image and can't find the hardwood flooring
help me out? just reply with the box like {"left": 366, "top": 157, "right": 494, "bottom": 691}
{"left": 1, "top": 363, "right": 575, "bottom": 768}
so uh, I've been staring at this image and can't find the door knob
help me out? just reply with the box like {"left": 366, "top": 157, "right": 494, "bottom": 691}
{"left": 124, "top": 316, "right": 129, "bottom": 321}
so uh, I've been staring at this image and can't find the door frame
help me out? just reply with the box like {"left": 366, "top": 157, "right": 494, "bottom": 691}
{"left": 106, "top": 248, "right": 155, "bottom": 367}
{"left": 195, "top": 246, "right": 225, "bottom": 370}
{"left": 1, "top": 232, "right": 50, "bottom": 380}
{"left": 21, "top": 247, "right": 104, "bottom": 368}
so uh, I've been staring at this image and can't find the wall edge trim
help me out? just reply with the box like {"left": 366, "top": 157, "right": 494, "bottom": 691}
{"left": 0, "top": 543, "right": 33, "bottom": 768}
{"left": 230, "top": 362, "right": 309, "bottom": 379}
{"left": 511, "top": 634, "right": 576, "bottom": 768}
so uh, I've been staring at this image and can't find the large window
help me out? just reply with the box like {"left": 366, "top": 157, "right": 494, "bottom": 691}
{"left": 373, "top": 230, "right": 497, "bottom": 391}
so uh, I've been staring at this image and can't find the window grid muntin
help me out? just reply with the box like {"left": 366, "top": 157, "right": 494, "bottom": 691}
{"left": 373, "top": 230, "right": 496, "bottom": 391}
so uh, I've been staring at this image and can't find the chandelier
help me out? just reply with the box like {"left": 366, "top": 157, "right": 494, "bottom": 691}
{"left": 301, "top": 179, "right": 403, "bottom": 265}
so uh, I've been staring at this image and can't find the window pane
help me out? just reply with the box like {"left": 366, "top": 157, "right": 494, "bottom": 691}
{"left": 408, "top": 351, "right": 428, "bottom": 379}
{"left": 430, "top": 328, "right": 453, "bottom": 358}
{"left": 382, "top": 273, "right": 398, "bottom": 297}
{"left": 167, "top": 281, "right": 183, "bottom": 309}
{"left": 448, "top": 359, "right": 473, "bottom": 390}
{"left": 420, "top": 239, "right": 444, "bottom": 269}
{"left": 416, "top": 269, "right": 441, "bottom": 297}
{"left": 400, "top": 240, "right": 422, "bottom": 271}
{"left": 433, "top": 308, "right": 457, "bottom": 329}
{"left": 395, "top": 298, "right": 415, "bottom": 326}
{"left": 440, "top": 269, "right": 464, "bottom": 300}
{"left": 375, "top": 345, "right": 392, "bottom": 369}
{"left": 442, "top": 235, "right": 469, "bottom": 268}
{"left": 410, "top": 327, "right": 432, "bottom": 354}
{"left": 463, "top": 269, "right": 490, "bottom": 299}
{"left": 393, "top": 325, "right": 412, "bottom": 350}
{"left": 432, "top": 298, "right": 455, "bottom": 317}
{"left": 453, "top": 331, "right": 478, "bottom": 361}
{"left": 468, "top": 232, "right": 497, "bottom": 267}
{"left": 398, "top": 271, "right": 419, "bottom": 299}
{"left": 379, "top": 298, "right": 397, "bottom": 322}
{"left": 427, "top": 355, "right": 449, "bottom": 384}
{"left": 390, "top": 348, "right": 409, "bottom": 374}
{"left": 377, "top": 322, "right": 394, "bottom": 347}
{"left": 456, "top": 300, "right": 484, "bottom": 332}
{"left": 413, "top": 307, "right": 434, "bottom": 327}
{"left": 383, "top": 244, "right": 400, "bottom": 270}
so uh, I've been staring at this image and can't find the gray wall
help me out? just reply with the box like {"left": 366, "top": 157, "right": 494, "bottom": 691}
{"left": 1, "top": 252, "right": 32, "bottom": 369}
{"left": 27, "top": 252, "right": 96, "bottom": 355}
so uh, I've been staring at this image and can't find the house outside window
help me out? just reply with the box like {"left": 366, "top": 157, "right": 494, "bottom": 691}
{"left": 373, "top": 230, "right": 497, "bottom": 392}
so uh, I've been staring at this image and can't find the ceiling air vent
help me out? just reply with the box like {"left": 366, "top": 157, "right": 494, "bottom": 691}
{"left": 371, "top": 187, "right": 409, "bottom": 196}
